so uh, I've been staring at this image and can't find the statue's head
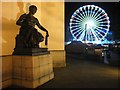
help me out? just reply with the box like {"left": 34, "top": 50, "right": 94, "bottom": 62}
{"left": 29, "top": 5, "right": 37, "bottom": 15}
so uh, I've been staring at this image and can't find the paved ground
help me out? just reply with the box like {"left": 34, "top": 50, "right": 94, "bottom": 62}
{"left": 37, "top": 53, "right": 119, "bottom": 88}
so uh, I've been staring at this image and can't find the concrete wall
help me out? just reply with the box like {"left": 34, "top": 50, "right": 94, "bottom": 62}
{"left": 50, "top": 50, "right": 66, "bottom": 68}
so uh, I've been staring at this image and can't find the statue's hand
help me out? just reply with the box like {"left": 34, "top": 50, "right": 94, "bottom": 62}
{"left": 46, "top": 31, "right": 49, "bottom": 37}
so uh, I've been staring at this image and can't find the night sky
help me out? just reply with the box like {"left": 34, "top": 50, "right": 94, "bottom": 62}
{"left": 65, "top": 2, "right": 120, "bottom": 42}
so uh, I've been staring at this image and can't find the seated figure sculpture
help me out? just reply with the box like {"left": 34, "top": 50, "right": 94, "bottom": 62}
{"left": 16, "top": 5, "right": 49, "bottom": 48}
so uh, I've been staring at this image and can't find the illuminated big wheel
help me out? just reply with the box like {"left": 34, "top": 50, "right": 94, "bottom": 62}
{"left": 70, "top": 5, "right": 110, "bottom": 43}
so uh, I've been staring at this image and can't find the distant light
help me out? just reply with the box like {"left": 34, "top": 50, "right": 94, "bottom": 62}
{"left": 108, "top": 31, "right": 112, "bottom": 35}
{"left": 65, "top": 41, "right": 72, "bottom": 45}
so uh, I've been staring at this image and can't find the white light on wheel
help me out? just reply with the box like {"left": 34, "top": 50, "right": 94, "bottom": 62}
{"left": 69, "top": 5, "right": 110, "bottom": 44}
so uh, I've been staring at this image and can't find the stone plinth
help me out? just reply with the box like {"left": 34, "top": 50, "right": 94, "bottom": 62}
{"left": 13, "top": 48, "right": 49, "bottom": 56}
{"left": 12, "top": 53, "right": 54, "bottom": 88}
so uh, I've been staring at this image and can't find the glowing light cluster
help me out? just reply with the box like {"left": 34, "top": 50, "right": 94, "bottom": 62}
{"left": 70, "top": 5, "right": 110, "bottom": 44}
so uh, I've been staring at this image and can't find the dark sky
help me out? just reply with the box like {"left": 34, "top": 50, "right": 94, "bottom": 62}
{"left": 65, "top": 2, "right": 120, "bottom": 42}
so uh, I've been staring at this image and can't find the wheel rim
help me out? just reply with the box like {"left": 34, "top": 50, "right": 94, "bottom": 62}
{"left": 70, "top": 5, "right": 110, "bottom": 44}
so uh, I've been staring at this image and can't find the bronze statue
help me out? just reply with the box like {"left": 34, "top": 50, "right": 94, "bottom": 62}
{"left": 16, "top": 5, "right": 49, "bottom": 48}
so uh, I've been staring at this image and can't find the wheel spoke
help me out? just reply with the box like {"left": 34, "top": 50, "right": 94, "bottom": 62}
{"left": 70, "top": 5, "right": 110, "bottom": 44}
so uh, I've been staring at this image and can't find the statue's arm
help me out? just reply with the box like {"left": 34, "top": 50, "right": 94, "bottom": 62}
{"left": 36, "top": 18, "right": 49, "bottom": 36}
{"left": 16, "top": 14, "right": 26, "bottom": 26}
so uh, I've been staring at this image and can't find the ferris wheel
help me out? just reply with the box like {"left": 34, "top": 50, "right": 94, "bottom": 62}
{"left": 69, "top": 5, "right": 110, "bottom": 44}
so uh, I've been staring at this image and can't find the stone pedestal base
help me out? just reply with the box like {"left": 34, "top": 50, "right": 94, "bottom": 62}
{"left": 12, "top": 53, "right": 54, "bottom": 88}
{"left": 13, "top": 48, "right": 49, "bottom": 56}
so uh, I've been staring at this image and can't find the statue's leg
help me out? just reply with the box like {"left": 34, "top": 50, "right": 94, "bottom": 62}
{"left": 37, "top": 32, "right": 44, "bottom": 42}
{"left": 19, "top": 27, "right": 29, "bottom": 47}
{"left": 23, "top": 29, "right": 32, "bottom": 47}
{"left": 35, "top": 32, "right": 44, "bottom": 48}
{"left": 32, "top": 29, "right": 39, "bottom": 48}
